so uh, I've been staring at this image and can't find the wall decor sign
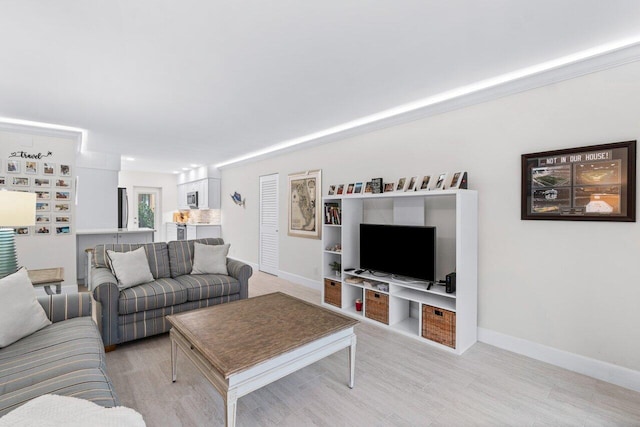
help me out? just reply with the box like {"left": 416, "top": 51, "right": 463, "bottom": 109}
{"left": 288, "top": 169, "right": 322, "bottom": 239}
{"left": 521, "top": 140, "right": 636, "bottom": 222}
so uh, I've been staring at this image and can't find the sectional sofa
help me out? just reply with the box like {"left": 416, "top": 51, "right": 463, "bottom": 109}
{"left": 91, "top": 238, "right": 252, "bottom": 348}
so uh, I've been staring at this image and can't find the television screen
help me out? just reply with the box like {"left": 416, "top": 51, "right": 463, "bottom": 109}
{"left": 359, "top": 223, "right": 436, "bottom": 282}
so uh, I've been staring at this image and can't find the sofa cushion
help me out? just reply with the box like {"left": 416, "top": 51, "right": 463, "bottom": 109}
{"left": 167, "top": 238, "right": 224, "bottom": 278}
{"left": 93, "top": 243, "right": 171, "bottom": 280}
{"left": 191, "top": 242, "right": 230, "bottom": 275}
{"left": 117, "top": 278, "right": 187, "bottom": 315}
{"left": 0, "top": 268, "right": 51, "bottom": 349}
{"left": 107, "top": 247, "right": 155, "bottom": 290}
{"left": 174, "top": 274, "right": 241, "bottom": 302}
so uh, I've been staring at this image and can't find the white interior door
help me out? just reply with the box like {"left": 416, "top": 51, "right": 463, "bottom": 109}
{"left": 259, "top": 174, "right": 279, "bottom": 275}
{"left": 133, "top": 186, "right": 162, "bottom": 242}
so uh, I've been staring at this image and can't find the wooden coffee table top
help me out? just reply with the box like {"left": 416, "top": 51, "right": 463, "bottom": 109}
{"left": 166, "top": 292, "right": 358, "bottom": 378}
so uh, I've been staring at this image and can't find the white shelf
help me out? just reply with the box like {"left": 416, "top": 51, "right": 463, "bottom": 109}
{"left": 391, "top": 316, "right": 419, "bottom": 335}
{"left": 343, "top": 279, "right": 390, "bottom": 295}
{"left": 393, "top": 289, "right": 456, "bottom": 311}
{"left": 323, "top": 250, "right": 342, "bottom": 255}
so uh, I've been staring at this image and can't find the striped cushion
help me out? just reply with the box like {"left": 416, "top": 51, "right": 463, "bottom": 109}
{"left": 174, "top": 274, "right": 240, "bottom": 302}
{"left": 167, "top": 238, "right": 224, "bottom": 278}
{"left": 93, "top": 243, "right": 171, "bottom": 280}
{"left": 117, "top": 278, "right": 187, "bottom": 315}
{"left": 37, "top": 293, "right": 92, "bottom": 323}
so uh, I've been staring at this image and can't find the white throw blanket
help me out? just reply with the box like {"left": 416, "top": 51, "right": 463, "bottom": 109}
{"left": 0, "top": 394, "right": 146, "bottom": 427}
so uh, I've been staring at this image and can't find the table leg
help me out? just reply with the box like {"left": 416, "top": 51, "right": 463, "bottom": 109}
{"left": 225, "top": 389, "right": 238, "bottom": 427}
{"left": 348, "top": 334, "right": 357, "bottom": 389}
{"left": 43, "top": 285, "right": 54, "bottom": 296}
{"left": 55, "top": 283, "right": 61, "bottom": 294}
{"left": 171, "top": 337, "right": 178, "bottom": 382}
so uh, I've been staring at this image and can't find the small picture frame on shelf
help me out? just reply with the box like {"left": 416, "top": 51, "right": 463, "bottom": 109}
{"left": 0, "top": 176, "right": 5, "bottom": 186}
{"left": 364, "top": 182, "right": 373, "bottom": 193}
{"left": 336, "top": 184, "right": 345, "bottom": 195}
{"left": 354, "top": 182, "right": 363, "bottom": 194}
{"left": 327, "top": 185, "right": 336, "bottom": 196}
{"left": 371, "top": 178, "right": 383, "bottom": 194}
{"left": 405, "top": 176, "right": 418, "bottom": 192}
{"left": 384, "top": 182, "right": 395, "bottom": 192}
{"left": 417, "top": 175, "right": 431, "bottom": 191}
{"left": 346, "top": 183, "right": 355, "bottom": 195}
{"left": 447, "top": 171, "right": 468, "bottom": 189}
{"left": 395, "top": 178, "right": 407, "bottom": 192}
{"left": 434, "top": 173, "right": 448, "bottom": 190}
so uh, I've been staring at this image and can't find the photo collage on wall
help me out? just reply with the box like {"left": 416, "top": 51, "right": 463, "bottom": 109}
{"left": 0, "top": 158, "right": 72, "bottom": 236}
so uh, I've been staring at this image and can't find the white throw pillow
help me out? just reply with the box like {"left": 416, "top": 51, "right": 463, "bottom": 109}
{"left": 107, "top": 247, "right": 154, "bottom": 290}
{"left": 191, "top": 242, "right": 230, "bottom": 275}
{"left": 0, "top": 267, "right": 51, "bottom": 348}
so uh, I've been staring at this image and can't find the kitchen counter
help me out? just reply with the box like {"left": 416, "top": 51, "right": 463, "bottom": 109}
{"left": 77, "top": 227, "right": 156, "bottom": 234}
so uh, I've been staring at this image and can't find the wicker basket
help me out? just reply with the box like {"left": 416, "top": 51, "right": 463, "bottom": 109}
{"left": 365, "top": 289, "right": 389, "bottom": 324}
{"left": 324, "top": 279, "right": 342, "bottom": 307}
{"left": 422, "top": 305, "right": 456, "bottom": 348}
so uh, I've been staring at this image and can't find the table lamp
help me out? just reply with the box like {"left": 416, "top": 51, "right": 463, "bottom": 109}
{"left": 0, "top": 190, "right": 36, "bottom": 278}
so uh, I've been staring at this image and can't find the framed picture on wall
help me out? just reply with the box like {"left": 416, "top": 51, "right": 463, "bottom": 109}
{"left": 7, "top": 160, "right": 20, "bottom": 173}
{"left": 43, "top": 163, "right": 55, "bottom": 175}
{"left": 287, "top": 169, "right": 322, "bottom": 239}
{"left": 521, "top": 140, "right": 636, "bottom": 221}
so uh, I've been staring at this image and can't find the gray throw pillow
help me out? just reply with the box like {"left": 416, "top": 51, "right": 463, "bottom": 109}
{"left": 0, "top": 267, "right": 51, "bottom": 348}
{"left": 107, "top": 247, "right": 154, "bottom": 289}
{"left": 191, "top": 242, "right": 230, "bottom": 275}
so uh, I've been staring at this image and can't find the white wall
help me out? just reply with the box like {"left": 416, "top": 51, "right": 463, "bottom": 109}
{"left": 220, "top": 60, "right": 640, "bottom": 379}
{"left": 118, "top": 170, "right": 178, "bottom": 242}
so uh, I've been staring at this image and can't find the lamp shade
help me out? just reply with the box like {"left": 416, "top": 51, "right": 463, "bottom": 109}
{"left": 0, "top": 191, "right": 36, "bottom": 226}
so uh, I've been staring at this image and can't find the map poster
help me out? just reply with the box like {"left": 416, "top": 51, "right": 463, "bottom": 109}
{"left": 521, "top": 140, "right": 636, "bottom": 222}
{"left": 288, "top": 169, "right": 322, "bottom": 238}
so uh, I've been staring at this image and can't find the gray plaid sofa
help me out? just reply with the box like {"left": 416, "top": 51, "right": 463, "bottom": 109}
{"left": 91, "top": 238, "right": 252, "bottom": 348}
{"left": 0, "top": 293, "right": 119, "bottom": 416}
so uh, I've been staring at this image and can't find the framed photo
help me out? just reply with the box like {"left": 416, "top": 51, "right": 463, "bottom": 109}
{"left": 55, "top": 215, "right": 71, "bottom": 223}
{"left": 14, "top": 227, "right": 30, "bottom": 236}
{"left": 35, "top": 191, "right": 51, "bottom": 200}
{"left": 43, "top": 163, "right": 55, "bottom": 175}
{"left": 384, "top": 182, "right": 395, "bottom": 192}
{"left": 7, "top": 160, "right": 20, "bottom": 173}
{"left": 56, "top": 226, "right": 71, "bottom": 235}
{"left": 0, "top": 176, "right": 5, "bottom": 186}
{"left": 287, "top": 169, "right": 322, "bottom": 239}
{"left": 371, "top": 178, "right": 383, "bottom": 194}
{"left": 36, "top": 202, "right": 50, "bottom": 212}
{"left": 395, "top": 178, "right": 407, "bottom": 192}
{"left": 36, "top": 214, "right": 50, "bottom": 224}
{"left": 354, "top": 182, "right": 363, "bottom": 194}
{"left": 54, "top": 202, "right": 70, "bottom": 212}
{"left": 406, "top": 176, "right": 418, "bottom": 192}
{"left": 327, "top": 185, "right": 336, "bottom": 196}
{"left": 364, "top": 182, "right": 373, "bottom": 194}
{"left": 434, "top": 173, "right": 448, "bottom": 190}
{"left": 55, "top": 178, "right": 71, "bottom": 188}
{"left": 346, "top": 183, "right": 354, "bottom": 195}
{"left": 55, "top": 191, "right": 71, "bottom": 200}
{"left": 12, "top": 176, "right": 29, "bottom": 186}
{"left": 59, "top": 164, "right": 71, "bottom": 176}
{"left": 522, "top": 140, "right": 636, "bottom": 221}
{"left": 418, "top": 175, "right": 431, "bottom": 191}
{"left": 34, "top": 178, "right": 51, "bottom": 187}
{"left": 336, "top": 184, "right": 345, "bottom": 195}
{"left": 35, "top": 225, "right": 51, "bottom": 235}
{"left": 448, "top": 171, "right": 468, "bottom": 189}
{"left": 25, "top": 161, "right": 37, "bottom": 174}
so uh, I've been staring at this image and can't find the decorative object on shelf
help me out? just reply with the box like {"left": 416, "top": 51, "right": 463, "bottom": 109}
{"left": 371, "top": 178, "right": 383, "bottom": 194}
{"left": 327, "top": 185, "right": 336, "bottom": 195}
{"left": 447, "top": 172, "right": 468, "bottom": 189}
{"left": 288, "top": 169, "right": 322, "bottom": 239}
{"left": 395, "top": 178, "right": 407, "bottom": 192}
{"left": 354, "top": 182, "right": 363, "bottom": 194}
{"left": 434, "top": 173, "right": 447, "bottom": 190}
{"left": 0, "top": 190, "right": 36, "bottom": 278}
{"left": 364, "top": 182, "right": 373, "bottom": 193}
{"left": 521, "top": 140, "right": 636, "bottom": 221}
{"left": 355, "top": 298, "right": 363, "bottom": 312}
{"left": 383, "top": 182, "right": 395, "bottom": 192}
{"left": 418, "top": 175, "right": 431, "bottom": 191}
{"left": 326, "top": 243, "right": 341, "bottom": 252}
{"left": 336, "top": 184, "right": 345, "bottom": 195}
{"left": 406, "top": 176, "right": 418, "bottom": 192}
{"left": 346, "top": 183, "right": 354, "bottom": 195}
{"left": 230, "top": 191, "right": 245, "bottom": 207}
{"left": 329, "top": 261, "right": 341, "bottom": 277}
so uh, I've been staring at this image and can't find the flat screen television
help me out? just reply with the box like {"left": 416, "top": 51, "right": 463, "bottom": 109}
{"left": 359, "top": 223, "right": 436, "bottom": 282}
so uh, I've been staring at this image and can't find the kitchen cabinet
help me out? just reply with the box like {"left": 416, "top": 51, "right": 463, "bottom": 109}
{"left": 187, "top": 224, "right": 221, "bottom": 239}
{"left": 177, "top": 178, "right": 220, "bottom": 210}
{"left": 166, "top": 223, "right": 178, "bottom": 242}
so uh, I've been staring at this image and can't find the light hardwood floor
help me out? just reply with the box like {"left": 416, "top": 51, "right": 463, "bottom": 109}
{"left": 106, "top": 271, "right": 640, "bottom": 426}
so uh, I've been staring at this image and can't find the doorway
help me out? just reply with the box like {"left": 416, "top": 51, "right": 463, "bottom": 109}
{"left": 133, "top": 186, "right": 162, "bottom": 242}
{"left": 259, "top": 174, "right": 279, "bottom": 275}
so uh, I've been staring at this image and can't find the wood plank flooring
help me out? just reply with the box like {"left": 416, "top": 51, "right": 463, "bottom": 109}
{"left": 106, "top": 271, "right": 640, "bottom": 426}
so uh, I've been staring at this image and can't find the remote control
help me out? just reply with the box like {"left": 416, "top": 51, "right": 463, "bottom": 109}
{"left": 354, "top": 269, "right": 364, "bottom": 274}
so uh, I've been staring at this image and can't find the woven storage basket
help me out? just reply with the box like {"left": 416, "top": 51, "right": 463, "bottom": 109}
{"left": 324, "top": 279, "right": 342, "bottom": 307}
{"left": 365, "top": 289, "right": 389, "bottom": 324}
{"left": 422, "top": 305, "right": 456, "bottom": 348}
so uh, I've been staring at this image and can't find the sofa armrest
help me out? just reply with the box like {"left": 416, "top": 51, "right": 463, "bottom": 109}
{"left": 91, "top": 267, "right": 120, "bottom": 346}
{"left": 227, "top": 258, "right": 253, "bottom": 300}
{"left": 37, "top": 293, "right": 92, "bottom": 323}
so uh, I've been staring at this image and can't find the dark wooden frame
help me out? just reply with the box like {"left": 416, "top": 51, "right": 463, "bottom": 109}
{"left": 521, "top": 140, "right": 636, "bottom": 222}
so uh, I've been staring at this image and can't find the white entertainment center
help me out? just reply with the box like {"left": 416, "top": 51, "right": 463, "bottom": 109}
{"left": 321, "top": 189, "right": 478, "bottom": 355}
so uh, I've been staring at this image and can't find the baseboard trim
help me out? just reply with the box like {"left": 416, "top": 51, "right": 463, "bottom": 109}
{"left": 478, "top": 327, "right": 640, "bottom": 393}
{"left": 277, "top": 271, "right": 321, "bottom": 291}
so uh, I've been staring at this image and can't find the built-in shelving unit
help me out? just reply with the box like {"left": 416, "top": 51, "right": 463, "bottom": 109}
{"left": 321, "top": 189, "right": 478, "bottom": 355}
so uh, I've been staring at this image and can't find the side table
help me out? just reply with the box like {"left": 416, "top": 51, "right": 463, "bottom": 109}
{"left": 28, "top": 267, "right": 64, "bottom": 295}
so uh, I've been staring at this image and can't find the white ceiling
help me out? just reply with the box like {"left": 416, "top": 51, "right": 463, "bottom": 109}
{"left": 1, "top": 1, "right": 640, "bottom": 174}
